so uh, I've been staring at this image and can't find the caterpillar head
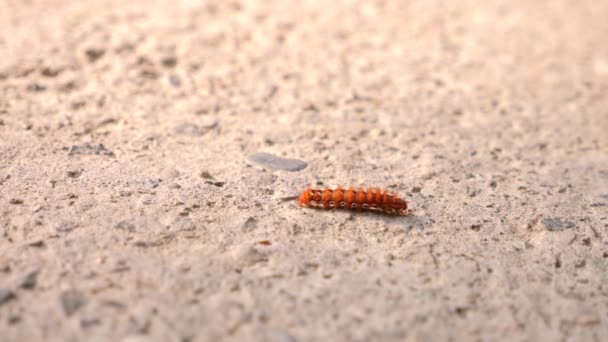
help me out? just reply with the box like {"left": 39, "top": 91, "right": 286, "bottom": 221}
{"left": 298, "top": 188, "right": 312, "bottom": 207}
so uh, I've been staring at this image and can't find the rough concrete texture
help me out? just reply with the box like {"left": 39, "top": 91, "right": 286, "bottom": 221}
{"left": 1, "top": 0, "right": 608, "bottom": 341}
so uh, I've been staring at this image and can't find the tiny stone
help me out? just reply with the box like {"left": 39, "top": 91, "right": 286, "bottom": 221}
{"left": 67, "top": 169, "right": 82, "bottom": 178}
{"left": 205, "top": 181, "right": 224, "bottom": 187}
{"left": 168, "top": 182, "right": 181, "bottom": 189}
{"left": 7, "top": 315, "right": 20, "bottom": 324}
{"left": 60, "top": 289, "right": 87, "bottom": 316}
{"left": 102, "top": 300, "right": 126, "bottom": 310}
{"left": 68, "top": 143, "right": 114, "bottom": 157}
{"left": 26, "top": 83, "right": 46, "bottom": 92}
{"left": 161, "top": 56, "right": 178, "bottom": 68}
{"left": 246, "top": 152, "right": 308, "bottom": 171}
{"left": 85, "top": 47, "right": 105, "bottom": 62}
{"left": 55, "top": 221, "right": 78, "bottom": 233}
{"left": 542, "top": 218, "right": 576, "bottom": 231}
{"left": 241, "top": 217, "right": 257, "bottom": 231}
{"left": 200, "top": 171, "right": 214, "bottom": 179}
{"left": 127, "top": 316, "right": 151, "bottom": 335}
{"left": 133, "top": 241, "right": 149, "bottom": 248}
{"left": 169, "top": 74, "right": 182, "bottom": 87}
{"left": 28, "top": 240, "right": 45, "bottom": 248}
{"left": 0, "top": 289, "right": 16, "bottom": 306}
{"left": 20, "top": 270, "right": 39, "bottom": 289}
{"left": 9, "top": 198, "right": 23, "bottom": 205}
{"left": 174, "top": 123, "right": 204, "bottom": 136}
{"left": 114, "top": 221, "right": 135, "bottom": 232}
{"left": 41, "top": 67, "right": 62, "bottom": 77}
{"left": 80, "top": 317, "right": 101, "bottom": 329}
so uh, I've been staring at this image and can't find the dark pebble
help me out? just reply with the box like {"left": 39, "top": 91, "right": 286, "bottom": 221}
{"left": 161, "top": 56, "right": 178, "bottom": 68}
{"left": 80, "top": 317, "right": 101, "bottom": 329}
{"left": 7, "top": 315, "right": 21, "bottom": 324}
{"left": 200, "top": 171, "right": 214, "bottom": 179}
{"left": 28, "top": 240, "right": 46, "bottom": 248}
{"left": 205, "top": 181, "right": 225, "bottom": 187}
{"left": 542, "top": 218, "right": 576, "bottom": 231}
{"left": 60, "top": 289, "right": 87, "bottom": 316}
{"left": 55, "top": 221, "right": 78, "bottom": 233}
{"left": 41, "top": 67, "right": 62, "bottom": 77}
{"left": 85, "top": 48, "right": 105, "bottom": 63}
{"left": 67, "top": 169, "right": 83, "bottom": 178}
{"left": 20, "top": 270, "right": 39, "bottom": 289}
{"left": 68, "top": 143, "right": 114, "bottom": 157}
{"left": 146, "top": 179, "right": 160, "bottom": 189}
{"left": 0, "top": 289, "right": 16, "bottom": 306}
{"left": 241, "top": 217, "right": 257, "bottom": 231}
{"left": 9, "top": 198, "right": 23, "bottom": 205}
{"left": 246, "top": 152, "right": 308, "bottom": 171}
{"left": 26, "top": 83, "right": 46, "bottom": 92}
{"left": 114, "top": 220, "right": 136, "bottom": 232}
{"left": 470, "top": 224, "right": 482, "bottom": 231}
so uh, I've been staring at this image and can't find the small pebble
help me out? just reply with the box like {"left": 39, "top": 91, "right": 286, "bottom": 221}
{"left": 55, "top": 221, "right": 78, "bottom": 233}
{"left": 85, "top": 47, "right": 105, "bottom": 62}
{"left": 241, "top": 217, "right": 257, "bottom": 231}
{"left": 200, "top": 171, "right": 214, "bottom": 179}
{"left": 169, "top": 74, "right": 181, "bottom": 87}
{"left": 205, "top": 180, "right": 225, "bottom": 187}
{"left": 7, "top": 315, "right": 20, "bottom": 324}
{"left": 168, "top": 182, "right": 181, "bottom": 189}
{"left": 246, "top": 152, "right": 308, "bottom": 171}
{"left": 542, "top": 218, "right": 576, "bottom": 231}
{"left": 161, "top": 56, "right": 178, "bottom": 68}
{"left": 174, "top": 123, "right": 204, "bottom": 136}
{"left": 80, "top": 317, "right": 101, "bottom": 329}
{"left": 0, "top": 289, "right": 16, "bottom": 306}
{"left": 60, "top": 289, "right": 87, "bottom": 316}
{"left": 114, "top": 221, "right": 135, "bottom": 231}
{"left": 67, "top": 169, "right": 83, "bottom": 178}
{"left": 68, "top": 143, "right": 114, "bottom": 157}
{"left": 20, "top": 270, "right": 39, "bottom": 289}
{"left": 26, "top": 83, "right": 46, "bottom": 92}
{"left": 28, "top": 240, "right": 45, "bottom": 248}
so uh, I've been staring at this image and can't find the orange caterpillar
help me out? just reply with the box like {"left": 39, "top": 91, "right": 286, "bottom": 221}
{"left": 298, "top": 186, "right": 408, "bottom": 215}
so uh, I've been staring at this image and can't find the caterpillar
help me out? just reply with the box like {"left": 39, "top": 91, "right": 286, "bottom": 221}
{"left": 298, "top": 186, "right": 408, "bottom": 215}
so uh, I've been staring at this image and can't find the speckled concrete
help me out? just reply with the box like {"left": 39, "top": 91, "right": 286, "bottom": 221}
{"left": 1, "top": 0, "right": 608, "bottom": 341}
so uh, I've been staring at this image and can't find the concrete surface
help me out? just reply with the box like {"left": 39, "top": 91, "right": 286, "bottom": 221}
{"left": 1, "top": 0, "right": 608, "bottom": 341}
